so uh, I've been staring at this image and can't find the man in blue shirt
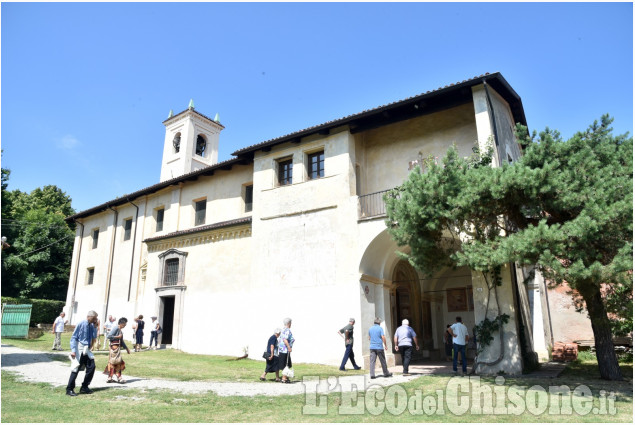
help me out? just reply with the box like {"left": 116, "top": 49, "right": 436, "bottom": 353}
{"left": 368, "top": 317, "right": 392, "bottom": 379}
{"left": 66, "top": 310, "right": 98, "bottom": 396}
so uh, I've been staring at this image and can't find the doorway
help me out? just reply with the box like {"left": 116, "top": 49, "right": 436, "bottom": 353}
{"left": 391, "top": 260, "right": 434, "bottom": 361}
{"left": 160, "top": 296, "right": 175, "bottom": 345}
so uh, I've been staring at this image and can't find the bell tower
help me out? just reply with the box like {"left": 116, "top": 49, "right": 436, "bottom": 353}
{"left": 160, "top": 100, "right": 224, "bottom": 182}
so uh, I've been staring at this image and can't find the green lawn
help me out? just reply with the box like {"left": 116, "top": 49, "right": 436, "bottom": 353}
{"left": 2, "top": 332, "right": 365, "bottom": 381}
{"left": 2, "top": 334, "right": 633, "bottom": 423}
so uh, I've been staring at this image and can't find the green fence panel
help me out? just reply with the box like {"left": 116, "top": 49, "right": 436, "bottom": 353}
{"left": 1, "top": 304, "right": 33, "bottom": 338}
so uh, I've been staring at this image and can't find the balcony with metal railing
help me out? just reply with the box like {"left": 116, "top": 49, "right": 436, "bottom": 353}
{"left": 358, "top": 188, "right": 394, "bottom": 220}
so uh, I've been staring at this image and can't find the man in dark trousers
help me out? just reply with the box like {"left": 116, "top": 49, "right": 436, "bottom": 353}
{"left": 66, "top": 310, "right": 98, "bottom": 396}
{"left": 393, "top": 319, "right": 419, "bottom": 375}
{"left": 338, "top": 318, "right": 362, "bottom": 371}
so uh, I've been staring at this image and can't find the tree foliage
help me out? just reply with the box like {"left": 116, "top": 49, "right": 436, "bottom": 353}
{"left": 1, "top": 164, "right": 76, "bottom": 301}
{"left": 385, "top": 115, "right": 632, "bottom": 380}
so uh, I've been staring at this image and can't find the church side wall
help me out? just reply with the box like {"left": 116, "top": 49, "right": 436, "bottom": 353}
{"left": 359, "top": 102, "right": 478, "bottom": 195}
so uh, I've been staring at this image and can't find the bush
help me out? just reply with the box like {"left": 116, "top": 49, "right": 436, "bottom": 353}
{"left": 1, "top": 297, "right": 65, "bottom": 326}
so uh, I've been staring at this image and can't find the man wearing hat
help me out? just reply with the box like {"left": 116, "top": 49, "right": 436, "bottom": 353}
{"left": 337, "top": 318, "right": 362, "bottom": 371}
{"left": 149, "top": 315, "right": 161, "bottom": 350}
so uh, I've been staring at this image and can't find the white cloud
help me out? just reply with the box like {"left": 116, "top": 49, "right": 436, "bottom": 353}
{"left": 56, "top": 134, "right": 81, "bottom": 150}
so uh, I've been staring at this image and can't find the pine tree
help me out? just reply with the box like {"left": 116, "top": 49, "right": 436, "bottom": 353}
{"left": 385, "top": 115, "right": 632, "bottom": 380}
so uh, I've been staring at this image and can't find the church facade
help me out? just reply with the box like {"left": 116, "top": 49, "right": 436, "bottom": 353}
{"left": 64, "top": 72, "right": 553, "bottom": 374}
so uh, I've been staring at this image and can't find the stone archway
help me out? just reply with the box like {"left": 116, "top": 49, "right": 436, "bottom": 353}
{"left": 391, "top": 260, "right": 433, "bottom": 360}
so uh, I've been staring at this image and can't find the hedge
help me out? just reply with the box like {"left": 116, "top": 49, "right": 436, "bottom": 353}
{"left": 1, "top": 297, "right": 65, "bottom": 326}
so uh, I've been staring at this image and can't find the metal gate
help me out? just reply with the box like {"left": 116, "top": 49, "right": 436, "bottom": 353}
{"left": 1, "top": 304, "right": 32, "bottom": 338}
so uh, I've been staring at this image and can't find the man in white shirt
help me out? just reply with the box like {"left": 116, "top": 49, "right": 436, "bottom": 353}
{"left": 102, "top": 315, "right": 116, "bottom": 350}
{"left": 51, "top": 312, "right": 68, "bottom": 350}
{"left": 450, "top": 316, "right": 469, "bottom": 376}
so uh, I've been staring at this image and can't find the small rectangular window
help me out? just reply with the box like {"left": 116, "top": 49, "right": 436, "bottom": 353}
{"left": 244, "top": 185, "right": 253, "bottom": 212}
{"left": 87, "top": 268, "right": 95, "bottom": 285}
{"left": 156, "top": 208, "right": 164, "bottom": 232}
{"left": 123, "top": 218, "right": 132, "bottom": 241}
{"left": 92, "top": 229, "right": 99, "bottom": 249}
{"left": 164, "top": 259, "right": 179, "bottom": 286}
{"left": 278, "top": 159, "right": 293, "bottom": 186}
{"left": 308, "top": 151, "right": 325, "bottom": 180}
{"left": 195, "top": 199, "right": 207, "bottom": 226}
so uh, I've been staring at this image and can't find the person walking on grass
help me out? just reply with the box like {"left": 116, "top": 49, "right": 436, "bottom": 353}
{"left": 368, "top": 317, "right": 392, "bottom": 379}
{"left": 338, "top": 318, "right": 362, "bottom": 371}
{"left": 104, "top": 317, "right": 131, "bottom": 383}
{"left": 450, "top": 316, "right": 469, "bottom": 376}
{"left": 260, "top": 328, "right": 281, "bottom": 382}
{"left": 51, "top": 312, "right": 68, "bottom": 351}
{"left": 66, "top": 311, "right": 98, "bottom": 396}
{"left": 394, "top": 319, "right": 419, "bottom": 375}
{"left": 278, "top": 318, "right": 295, "bottom": 383}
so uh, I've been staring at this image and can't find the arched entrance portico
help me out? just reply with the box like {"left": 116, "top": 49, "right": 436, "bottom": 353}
{"left": 359, "top": 226, "right": 477, "bottom": 367}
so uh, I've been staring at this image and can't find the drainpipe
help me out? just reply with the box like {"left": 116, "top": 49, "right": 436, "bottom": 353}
{"left": 103, "top": 205, "right": 118, "bottom": 322}
{"left": 482, "top": 79, "right": 501, "bottom": 165}
{"left": 68, "top": 219, "right": 84, "bottom": 324}
{"left": 126, "top": 198, "right": 139, "bottom": 302}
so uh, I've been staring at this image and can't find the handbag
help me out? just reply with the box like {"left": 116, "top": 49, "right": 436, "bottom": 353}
{"left": 262, "top": 351, "right": 271, "bottom": 359}
{"left": 109, "top": 346, "right": 123, "bottom": 365}
{"left": 157, "top": 325, "right": 162, "bottom": 335}
{"left": 282, "top": 354, "right": 294, "bottom": 378}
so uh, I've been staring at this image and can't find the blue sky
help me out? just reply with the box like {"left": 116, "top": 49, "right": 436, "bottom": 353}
{"left": 1, "top": 2, "right": 632, "bottom": 213}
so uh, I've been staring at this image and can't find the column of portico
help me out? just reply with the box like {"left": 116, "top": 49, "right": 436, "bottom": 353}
{"left": 359, "top": 274, "right": 396, "bottom": 369}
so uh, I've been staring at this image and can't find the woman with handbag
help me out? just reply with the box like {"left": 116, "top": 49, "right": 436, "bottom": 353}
{"left": 278, "top": 318, "right": 295, "bottom": 383}
{"left": 260, "top": 328, "right": 281, "bottom": 382}
{"left": 104, "top": 317, "right": 131, "bottom": 383}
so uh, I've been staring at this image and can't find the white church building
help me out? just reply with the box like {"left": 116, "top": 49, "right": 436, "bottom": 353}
{"left": 64, "top": 72, "right": 557, "bottom": 374}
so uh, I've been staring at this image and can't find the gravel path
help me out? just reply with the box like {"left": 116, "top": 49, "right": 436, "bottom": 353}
{"left": 1, "top": 345, "right": 418, "bottom": 397}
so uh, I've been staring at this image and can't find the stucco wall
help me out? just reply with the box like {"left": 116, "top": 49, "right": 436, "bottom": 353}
{"left": 358, "top": 102, "right": 478, "bottom": 195}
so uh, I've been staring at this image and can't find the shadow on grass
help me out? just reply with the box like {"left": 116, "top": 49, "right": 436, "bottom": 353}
{"left": 1, "top": 351, "right": 58, "bottom": 367}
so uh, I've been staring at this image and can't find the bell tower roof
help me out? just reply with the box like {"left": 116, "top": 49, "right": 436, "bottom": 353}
{"left": 162, "top": 107, "right": 224, "bottom": 129}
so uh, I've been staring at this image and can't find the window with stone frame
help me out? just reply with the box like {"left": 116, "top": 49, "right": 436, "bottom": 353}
{"left": 307, "top": 150, "right": 325, "bottom": 180}
{"left": 158, "top": 249, "right": 188, "bottom": 287}
{"left": 277, "top": 158, "right": 293, "bottom": 186}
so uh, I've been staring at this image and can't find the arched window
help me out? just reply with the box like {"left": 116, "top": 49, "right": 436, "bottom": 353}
{"left": 196, "top": 135, "right": 206, "bottom": 157}
{"left": 173, "top": 133, "right": 181, "bottom": 153}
